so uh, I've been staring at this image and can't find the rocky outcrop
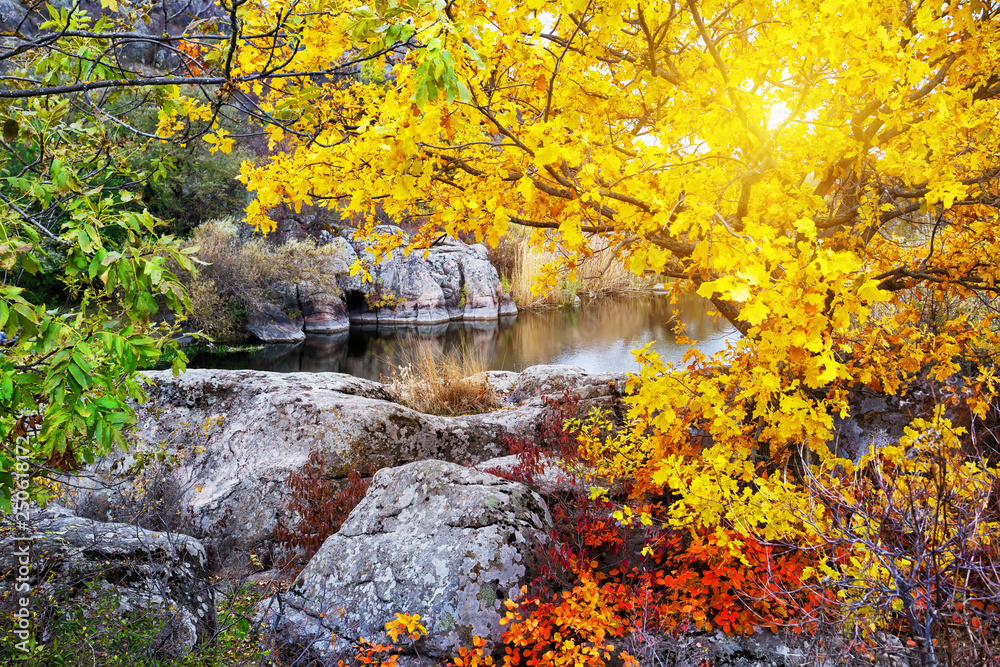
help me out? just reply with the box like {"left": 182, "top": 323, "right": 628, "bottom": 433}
{"left": 66, "top": 365, "right": 626, "bottom": 564}
{"left": 509, "top": 364, "right": 628, "bottom": 408}
{"left": 242, "top": 227, "right": 516, "bottom": 342}
{"left": 246, "top": 283, "right": 306, "bottom": 343}
{"left": 260, "top": 460, "right": 551, "bottom": 662}
{"left": 829, "top": 388, "right": 916, "bottom": 463}
{"left": 299, "top": 281, "right": 350, "bottom": 333}
{"left": 624, "top": 627, "right": 909, "bottom": 667}
{"left": 0, "top": 505, "right": 216, "bottom": 658}
{"left": 475, "top": 453, "right": 593, "bottom": 497}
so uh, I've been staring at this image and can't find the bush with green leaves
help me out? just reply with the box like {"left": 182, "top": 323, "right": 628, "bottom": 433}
{"left": 0, "top": 579, "right": 275, "bottom": 666}
{"left": 138, "top": 142, "right": 254, "bottom": 238}
{"left": 0, "top": 21, "right": 194, "bottom": 507}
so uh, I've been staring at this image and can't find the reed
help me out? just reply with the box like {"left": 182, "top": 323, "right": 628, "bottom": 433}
{"left": 494, "top": 229, "right": 655, "bottom": 308}
{"left": 387, "top": 339, "right": 500, "bottom": 416}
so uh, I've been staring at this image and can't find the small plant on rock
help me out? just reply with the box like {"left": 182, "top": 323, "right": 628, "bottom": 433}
{"left": 337, "top": 613, "right": 428, "bottom": 667}
{"left": 274, "top": 450, "right": 373, "bottom": 564}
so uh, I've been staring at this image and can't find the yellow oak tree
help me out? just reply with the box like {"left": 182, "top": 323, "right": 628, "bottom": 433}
{"left": 233, "top": 0, "right": 1000, "bottom": 523}
{"left": 8, "top": 0, "right": 996, "bottom": 548}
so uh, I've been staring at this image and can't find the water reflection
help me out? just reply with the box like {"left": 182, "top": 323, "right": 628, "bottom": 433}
{"left": 187, "top": 294, "right": 738, "bottom": 380}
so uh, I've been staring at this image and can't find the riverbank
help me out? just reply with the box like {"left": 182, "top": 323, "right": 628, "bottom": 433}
{"left": 488, "top": 226, "right": 658, "bottom": 308}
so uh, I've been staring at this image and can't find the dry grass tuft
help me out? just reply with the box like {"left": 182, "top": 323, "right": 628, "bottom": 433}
{"left": 387, "top": 340, "right": 500, "bottom": 416}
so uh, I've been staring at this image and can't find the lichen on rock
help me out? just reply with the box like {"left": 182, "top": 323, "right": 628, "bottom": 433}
{"left": 260, "top": 459, "right": 551, "bottom": 661}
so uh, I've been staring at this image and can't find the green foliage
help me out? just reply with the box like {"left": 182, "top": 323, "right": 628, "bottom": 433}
{"left": 557, "top": 280, "right": 582, "bottom": 307}
{"left": 0, "top": 580, "right": 273, "bottom": 666}
{"left": 138, "top": 143, "right": 253, "bottom": 238}
{"left": 0, "top": 581, "right": 172, "bottom": 665}
{"left": 0, "top": 12, "right": 195, "bottom": 508}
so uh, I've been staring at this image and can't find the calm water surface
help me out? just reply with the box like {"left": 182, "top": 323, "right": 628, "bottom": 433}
{"left": 187, "top": 294, "right": 737, "bottom": 381}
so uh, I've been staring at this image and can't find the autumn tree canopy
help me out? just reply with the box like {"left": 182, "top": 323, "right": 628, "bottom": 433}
{"left": 2, "top": 0, "right": 998, "bottom": 509}
{"left": 234, "top": 0, "right": 1000, "bottom": 493}
{"left": 2, "top": 0, "right": 1000, "bottom": 659}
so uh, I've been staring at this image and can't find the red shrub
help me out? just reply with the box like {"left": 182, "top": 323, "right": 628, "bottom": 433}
{"left": 274, "top": 451, "right": 373, "bottom": 562}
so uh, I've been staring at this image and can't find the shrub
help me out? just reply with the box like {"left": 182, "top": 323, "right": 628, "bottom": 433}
{"left": 274, "top": 450, "right": 374, "bottom": 564}
{"left": 485, "top": 393, "right": 830, "bottom": 667}
{"left": 181, "top": 219, "right": 343, "bottom": 341}
{"left": 0, "top": 582, "right": 174, "bottom": 666}
{"left": 387, "top": 340, "right": 500, "bottom": 416}
{"left": 116, "top": 84, "right": 264, "bottom": 238}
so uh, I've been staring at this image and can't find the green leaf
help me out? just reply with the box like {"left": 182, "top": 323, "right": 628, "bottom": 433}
{"left": 67, "top": 362, "right": 90, "bottom": 392}
{"left": 2, "top": 119, "right": 18, "bottom": 143}
{"left": 20, "top": 253, "right": 40, "bottom": 275}
{"left": 463, "top": 43, "right": 485, "bottom": 69}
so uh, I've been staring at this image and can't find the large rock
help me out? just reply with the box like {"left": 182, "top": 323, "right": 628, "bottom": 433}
{"left": 510, "top": 364, "right": 630, "bottom": 417}
{"left": 67, "top": 366, "right": 626, "bottom": 564}
{"left": 630, "top": 627, "right": 910, "bottom": 667}
{"left": 238, "top": 228, "right": 516, "bottom": 339}
{"left": 246, "top": 283, "right": 306, "bottom": 343}
{"left": 299, "top": 281, "right": 350, "bottom": 333}
{"left": 0, "top": 0, "right": 31, "bottom": 32}
{"left": 0, "top": 505, "right": 216, "bottom": 658}
{"left": 436, "top": 242, "right": 505, "bottom": 320}
{"left": 475, "top": 453, "right": 592, "bottom": 497}
{"left": 261, "top": 460, "right": 551, "bottom": 661}
{"left": 1, "top": 1, "right": 220, "bottom": 60}
{"left": 339, "top": 229, "right": 515, "bottom": 325}
{"left": 372, "top": 254, "right": 452, "bottom": 324}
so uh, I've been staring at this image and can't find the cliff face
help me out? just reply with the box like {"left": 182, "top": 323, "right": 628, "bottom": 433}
{"left": 246, "top": 229, "right": 517, "bottom": 343}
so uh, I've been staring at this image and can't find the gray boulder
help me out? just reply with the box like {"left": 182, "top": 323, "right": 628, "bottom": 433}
{"left": 0, "top": 0, "right": 30, "bottom": 32}
{"left": 373, "top": 255, "right": 452, "bottom": 324}
{"left": 499, "top": 294, "right": 518, "bottom": 317}
{"left": 422, "top": 240, "right": 505, "bottom": 320}
{"left": 237, "top": 229, "right": 515, "bottom": 339}
{"left": 299, "top": 281, "right": 349, "bottom": 333}
{"left": 261, "top": 460, "right": 551, "bottom": 661}
{"left": 68, "top": 370, "right": 521, "bottom": 561}
{"left": 325, "top": 236, "right": 360, "bottom": 273}
{"left": 120, "top": 20, "right": 157, "bottom": 64}
{"left": 630, "top": 627, "right": 910, "bottom": 667}
{"left": 337, "top": 229, "right": 515, "bottom": 325}
{"left": 246, "top": 283, "right": 306, "bottom": 343}
{"left": 510, "top": 364, "right": 630, "bottom": 415}
{"left": 475, "top": 453, "right": 591, "bottom": 497}
{"left": 484, "top": 370, "right": 520, "bottom": 395}
{"left": 66, "top": 366, "right": 626, "bottom": 564}
{"left": 828, "top": 388, "right": 915, "bottom": 463}
{"left": 0, "top": 505, "right": 216, "bottom": 658}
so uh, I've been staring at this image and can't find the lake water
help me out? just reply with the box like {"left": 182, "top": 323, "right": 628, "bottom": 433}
{"left": 186, "top": 293, "right": 738, "bottom": 381}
